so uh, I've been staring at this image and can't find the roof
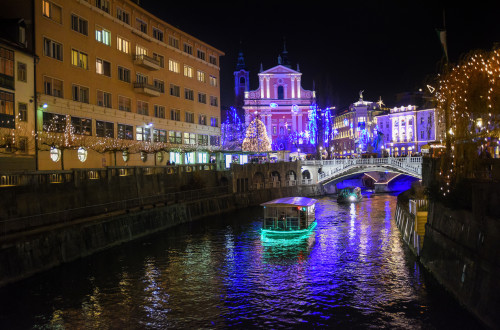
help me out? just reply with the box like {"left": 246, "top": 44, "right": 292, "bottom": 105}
{"left": 261, "top": 197, "right": 317, "bottom": 207}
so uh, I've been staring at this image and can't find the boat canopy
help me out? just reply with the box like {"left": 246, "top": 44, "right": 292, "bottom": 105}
{"left": 261, "top": 197, "right": 317, "bottom": 208}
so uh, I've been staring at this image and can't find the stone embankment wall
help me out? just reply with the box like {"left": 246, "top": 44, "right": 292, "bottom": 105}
{"left": 0, "top": 182, "right": 321, "bottom": 288}
{"left": 420, "top": 200, "right": 500, "bottom": 328}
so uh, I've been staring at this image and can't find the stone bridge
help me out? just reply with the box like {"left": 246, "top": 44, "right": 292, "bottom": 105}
{"left": 300, "top": 156, "right": 423, "bottom": 192}
{"left": 229, "top": 156, "right": 422, "bottom": 194}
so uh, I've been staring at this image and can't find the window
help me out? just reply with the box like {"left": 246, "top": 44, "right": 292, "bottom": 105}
{"left": 209, "top": 75, "right": 217, "bottom": 87}
{"left": 117, "top": 36, "right": 130, "bottom": 53}
{"left": 135, "top": 18, "right": 147, "bottom": 33}
{"left": 197, "top": 70, "right": 206, "bottom": 82}
{"left": 135, "top": 45, "right": 147, "bottom": 56}
{"left": 137, "top": 101, "right": 149, "bottom": 116}
{"left": 183, "top": 43, "right": 193, "bottom": 55}
{"left": 198, "top": 93, "right": 206, "bottom": 104}
{"left": 183, "top": 132, "right": 196, "bottom": 145}
{"left": 118, "top": 96, "right": 131, "bottom": 112}
{"left": 169, "top": 131, "right": 182, "bottom": 144}
{"left": 154, "top": 79, "right": 164, "bottom": 93}
{"left": 152, "top": 53, "right": 164, "bottom": 68}
{"left": 168, "top": 36, "right": 179, "bottom": 49}
{"left": 117, "top": 123, "right": 133, "bottom": 140}
{"left": 136, "top": 127, "right": 151, "bottom": 141}
{"left": 154, "top": 105, "right": 165, "bottom": 118}
{"left": 184, "top": 65, "right": 193, "bottom": 78}
{"left": 210, "top": 135, "right": 220, "bottom": 146}
{"left": 96, "top": 58, "right": 111, "bottom": 76}
{"left": 210, "top": 117, "right": 218, "bottom": 127}
{"left": 17, "top": 63, "right": 27, "bottom": 82}
{"left": 197, "top": 49, "right": 206, "bottom": 61}
{"left": 71, "top": 116, "right": 92, "bottom": 135}
{"left": 71, "top": 15, "right": 88, "bottom": 35}
{"left": 199, "top": 114, "right": 206, "bottom": 125}
{"left": 97, "top": 90, "right": 112, "bottom": 108}
{"left": 18, "top": 137, "right": 28, "bottom": 153}
{"left": 43, "top": 76, "right": 63, "bottom": 97}
{"left": 209, "top": 55, "right": 217, "bottom": 65}
{"left": 118, "top": 66, "right": 130, "bottom": 82}
{"left": 185, "top": 112, "right": 194, "bottom": 123}
{"left": 170, "top": 109, "right": 180, "bottom": 121}
{"left": 18, "top": 103, "right": 28, "bottom": 121}
{"left": 96, "top": 120, "right": 114, "bottom": 138}
{"left": 152, "top": 28, "right": 164, "bottom": 42}
{"left": 43, "top": 38, "right": 62, "bottom": 60}
{"left": 169, "top": 84, "right": 180, "bottom": 97}
{"left": 153, "top": 129, "right": 167, "bottom": 142}
{"left": 184, "top": 88, "right": 194, "bottom": 101}
{"left": 42, "top": 0, "right": 62, "bottom": 23}
{"left": 71, "top": 49, "right": 88, "bottom": 69}
{"left": 116, "top": 7, "right": 130, "bottom": 24}
{"left": 43, "top": 112, "right": 66, "bottom": 132}
{"left": 95, "top": 0, "right": 110, "bottom": 14}
{"left": 136, "top": 73, "right": 147, "bottom": 84}
{"left": 95, "top": 26, "right": 111, "bottom": 46}
{"left": 168, "top": 59, "right": 179, "bottom": 73}
{"left": 72, "top": 84, "right": 89, "bottom": 103}
{"left": 198, "top": 134, "right": 208, "bottom": 146}
{"left": 0, "top": 91, "right": 14, "bottom": 118}
{"left": 210, "top": 96, "right": 218, "bottom": 107}
{"left": 420, "top": 131, "right": 424, "bottom": 139}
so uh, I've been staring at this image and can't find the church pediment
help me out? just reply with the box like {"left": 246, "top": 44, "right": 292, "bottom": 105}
{"left": 260, "top": 65, "right": 300, "bottom": 75}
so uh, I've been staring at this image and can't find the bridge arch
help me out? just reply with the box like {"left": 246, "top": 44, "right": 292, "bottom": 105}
{"left": 302, "top": 170, "right": 311, "bottom": 180}
{"left": 286, "top": 170, "right": 297, "bottom": 181}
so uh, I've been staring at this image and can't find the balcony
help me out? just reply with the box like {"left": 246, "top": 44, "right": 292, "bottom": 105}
{"left": 133, "top": 54, "right": 160, "bottom": 70}
{"left": 133, "top": 82, "right": 161, "bottom": 97}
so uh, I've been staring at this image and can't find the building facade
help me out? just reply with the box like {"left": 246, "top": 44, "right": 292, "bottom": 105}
{"left": 242, "top": 49, "right": 316, "bottom": 152}
{"left": 331, "top": 93, "right": 387, "bottom": 156}
{"left": 0, "top": 18, "right": 36, "bottom": 172}
{"left": 35, "top": 0, "right": 224, "bottom": 170}
{"left": 376, "top": 105, "right": 440, "bottom": 156}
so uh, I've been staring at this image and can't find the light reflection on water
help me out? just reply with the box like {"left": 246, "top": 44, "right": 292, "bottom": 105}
{"left": 0, "top": 194, "right": 484, "bottom": 329}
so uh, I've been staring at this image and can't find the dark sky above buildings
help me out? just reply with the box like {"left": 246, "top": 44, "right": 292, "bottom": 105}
{"left": 139, "top": 1, "right": 500, "bottom": 109}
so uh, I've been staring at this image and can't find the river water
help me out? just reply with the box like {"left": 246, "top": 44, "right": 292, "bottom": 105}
{"left": 0, "top": 193, "right": 483, "bottom": 329}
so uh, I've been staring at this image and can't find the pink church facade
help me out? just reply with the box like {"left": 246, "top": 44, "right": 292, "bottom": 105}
{"left": 242, "top": 64, "right": 316, "bottom": 152}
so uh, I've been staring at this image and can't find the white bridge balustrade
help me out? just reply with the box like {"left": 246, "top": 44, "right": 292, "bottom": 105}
{"left": 300, "top": 156, "right": 423, "bottom": 185}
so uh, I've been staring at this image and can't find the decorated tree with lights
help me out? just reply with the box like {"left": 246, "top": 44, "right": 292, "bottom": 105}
{"left": 434, "top": 48, "right": 500, "bottom": 201}
{"left": 221, "top": 107, "right": 245, "bottom": 150}
{"left": 241, "top": 116, "right": 271, "bottom": 152}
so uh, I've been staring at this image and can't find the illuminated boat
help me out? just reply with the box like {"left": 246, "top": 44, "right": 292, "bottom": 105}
{"left": 261, "top": 197, "right": 317, "bottom": 238}
{"left": 337, "top": 186, "right": 363, "bottom": 203}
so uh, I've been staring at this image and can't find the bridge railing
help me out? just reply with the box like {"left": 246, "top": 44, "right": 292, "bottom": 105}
{"left": 301, "top": 156, "right": 423, "bottom": 183}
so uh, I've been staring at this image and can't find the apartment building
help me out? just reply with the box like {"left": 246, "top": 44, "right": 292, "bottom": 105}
{"left": 0, "top": 18, "right": 36, "bottom": 172}
{"left": 36, "top": 0, "right": 224, "bottom": 169}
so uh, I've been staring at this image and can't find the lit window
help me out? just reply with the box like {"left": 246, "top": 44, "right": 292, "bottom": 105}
{"left": 96, "top": 58, "right": 111, "bottom": 76}
{"left": 135, "top": 45, "right": 147, "bottom": 56}
{"left": 168, "top": 59, "right": 179, "bottom": 73}
{"left": 71, "top": 49, "right": 88, "bottom": 69}
{"left": 95, "top": 26, "right": 111, "bottom": 46}
{"left": 42, "top": 0, "right": 62, "bottom": 23}
{"left": 209, "top": 75, "right": 217, "bottom": 87}
{"left": 197, "top": 70, "right": 206, "bottom": 83}
{"left": 184, "top": 65, "right": 193, "bottom": 78}
{"left": 117, "top": 36, "right": 130, "bottom": 53}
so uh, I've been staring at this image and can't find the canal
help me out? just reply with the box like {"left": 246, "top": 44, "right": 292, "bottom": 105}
{"left": 0, "top": 194, "right": 484, "bottom": 329}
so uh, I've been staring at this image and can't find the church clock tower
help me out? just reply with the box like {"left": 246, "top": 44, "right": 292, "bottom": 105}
{"left": 234, "top": 49, "right": 249, "bottom": 110}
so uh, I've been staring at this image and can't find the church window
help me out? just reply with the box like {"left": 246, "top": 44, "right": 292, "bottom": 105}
{"left": 278, "top": 86, "right": 284, "bottom": 99}
{"left": 240, "top": 76, "right": 245, "bottom": 84}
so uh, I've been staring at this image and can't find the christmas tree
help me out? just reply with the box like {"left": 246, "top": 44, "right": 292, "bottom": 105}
{"left": 242, "top": 116, "right": 271, "bottom": 152}
{"left": 221, "top": 107, "right": 245, "bottom": 150}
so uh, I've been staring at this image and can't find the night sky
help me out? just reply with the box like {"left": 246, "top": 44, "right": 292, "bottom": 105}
{"left": 139, "top": 1, "right": 500, "bottom": 110}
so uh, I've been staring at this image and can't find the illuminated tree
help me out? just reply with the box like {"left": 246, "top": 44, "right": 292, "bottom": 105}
{"left": 221, "top": 107, "right": 244, "bottom": 150}
{"left": 434, "top": 48, "right": 500, "bottom": 198}
{"left": 242, "top": 116, "right": 271, "bottom": 152}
